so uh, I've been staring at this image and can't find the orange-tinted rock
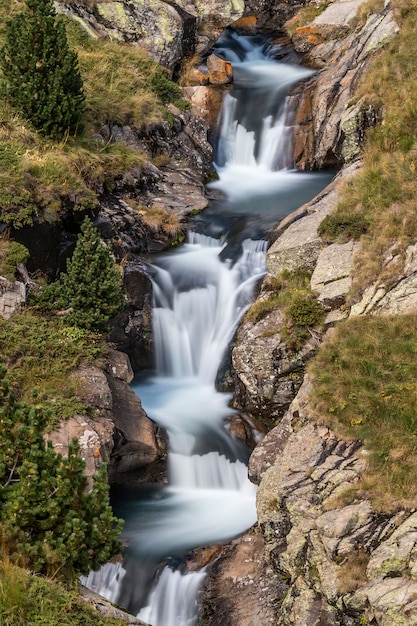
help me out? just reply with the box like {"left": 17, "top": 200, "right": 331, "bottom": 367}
{"left": 207, "top": 53, "right": 233, "bottom": 84}
{"left": 293, "top": 25, "right": 325, "bottom": 53}
{"left": 230, "top": 15, "right": 257, "bottom": 33}
{"left": 187, "top": 66, "right": 209, "bottom": 86}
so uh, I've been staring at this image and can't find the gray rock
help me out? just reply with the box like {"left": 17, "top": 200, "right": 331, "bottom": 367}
{"left": 367, "top": 512, "right": 417, "bottom": 580}
{"left": 311, "top": 241, "right": 359, "bottom": 290}
{"left": 372, "top": 273, "right": 417, "bottom": 315}
{"left": 0, "top": 278, "right": 26, "bottom": 319}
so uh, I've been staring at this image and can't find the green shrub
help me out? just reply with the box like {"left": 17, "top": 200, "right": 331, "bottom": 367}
{"left": 59, "top": 217, "right": 124, "bottom": 332}
{"left": 0, "top": 241, "right": 29, "bottom": 279}
{"left": 318, "top": 209, "right": 370, "bottom": 243}
{"left": 0, "top": 311, "right": 104, "bottom": 419}
{"left": 0, "top": 364, "right": 122, "bottom": 577}
{"left": 288, "top": 293, "right": 325, "bottom": 327}
{"left": 1, "top": 0, "right": 85, "bottom": 139}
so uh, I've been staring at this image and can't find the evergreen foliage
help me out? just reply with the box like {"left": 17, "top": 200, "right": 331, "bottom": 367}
{"left": 0, "top": 0, "right": 85, "bottom": 139}
{"left": 0, "top": 364, "right": 122, "bottom": 576}
{"left": 59, "top": 217, "right": 124, "bottom": 332}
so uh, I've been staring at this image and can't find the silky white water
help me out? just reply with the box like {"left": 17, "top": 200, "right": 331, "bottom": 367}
{"left": 83, "top": 31, "right": 333, "bottom": 624}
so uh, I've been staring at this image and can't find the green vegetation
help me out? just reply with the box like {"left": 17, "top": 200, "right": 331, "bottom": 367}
{"left": 310, "top": 314, "right": 417, "bottom": 510}
{"left": 0, "top": 364, "right": 122, "bottom": 576}
{"left": 0, "top": 0, "right": 189, "bottom": 228}
{"left": 0, "top": 311, "right": 104, "bottom": 421}
{"left": 318, "top": 207, "right": 370, "bottom": 243}
{"left": 246, "top": 270, "right": 325, "bottom": 349}
{"left": 0, "top": 241, "right": 29, "bottom": 280}
{"left": 56, "top": 217, "right": 124, "bottom": 332}
{"left": 0, "top": 562, "right": 126, "bottom": 626}
{"left": 1, "top": 0, "right": 85, "bottom": 139}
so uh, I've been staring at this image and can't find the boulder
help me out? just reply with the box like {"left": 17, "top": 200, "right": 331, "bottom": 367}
{"left": 56, "top": 0, "right": 196, "bottom": 72}
{"left": 0, "top": 278, "right": 26, "bottom": 319}
{"left": 232, "top": 307, "right": 314, "bottom": 425}
{"left": 310, "top": 240, "right": 360, "bottom": 310}
{"left": 206, "top": 53, "right": 233, "bottom": 84}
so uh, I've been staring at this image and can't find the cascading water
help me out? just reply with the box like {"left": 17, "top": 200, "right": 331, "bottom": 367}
{"left": 83, "top": 31, "right": 333, "bottom": 625}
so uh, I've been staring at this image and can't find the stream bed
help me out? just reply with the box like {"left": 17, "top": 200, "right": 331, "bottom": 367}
{"left": 83, "top": 30, "right": 333, "bottom": 625}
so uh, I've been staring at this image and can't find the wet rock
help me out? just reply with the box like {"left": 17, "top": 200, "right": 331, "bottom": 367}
{"left": 106, "top": 372, "right": 166, "bottom": 482}
{"left": 202, "top": 531, "right": 283, "bottom": 626}
{"left": 206, "top": 53, "right": 233, "bottom": 83}
{"left": 79, "top": 585, "right": 147, "bottom": 624}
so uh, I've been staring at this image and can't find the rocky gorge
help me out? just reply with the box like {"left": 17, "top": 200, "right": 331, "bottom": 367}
{"left": 2, "top": 0, "right": 417, "bottom": 624}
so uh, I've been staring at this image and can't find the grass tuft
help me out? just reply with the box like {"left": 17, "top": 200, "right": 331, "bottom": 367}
{"left": 0, "top": 559, "right": 126, "bottom": 626}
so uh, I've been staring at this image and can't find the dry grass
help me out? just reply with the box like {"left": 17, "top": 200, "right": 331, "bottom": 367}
{"left": 132, "top": 202, "right": 181, "bottom": 237}
{"left": 337, "top": 549, "right": 370, "bottom": 595}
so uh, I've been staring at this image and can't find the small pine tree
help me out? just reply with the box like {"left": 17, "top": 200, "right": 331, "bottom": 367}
{"left": 0, "top": 0, "right": 85, "bottom": 139}
{"left": 60, "top": 217, "right": 124, "bottom": 332}
{"left": 0, "top": 364, "right": 122, "bottom": 576}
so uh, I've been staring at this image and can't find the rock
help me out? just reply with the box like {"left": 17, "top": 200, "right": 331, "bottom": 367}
{"left": 107, "top": 349, "right": 134, "bottom": 383}
{"left": 206, "top": 53, "right": 233, "bottom": 84}
{"left": 106, "top": 372, "right": 166, "bottom": 482}
{"left": 248, "top": 375, "right": 313, "bottom": 484}
{"left": 316, "top": 501, "right": 374, "bottom": 557}
{"left": 352, "top": 577, "right": 417, "bottom": 625}
{"left": 201, "top": 531, "right": 283, "bottom": 626}
{"left": 79, "top": 585, "right": 147, "bottom": 624}
{"left": 310, "top": 241, "right": 360, "bottom": 310}
{"left": 232, "top": 308, "right": 315, "bottom": 425}
{"left": 226, "top": 413, "right": 266, "bottom": 449}
{"left": 56, "top": 0, "right": 196, "bottom": 72}
{"left": 366, "top": 512, "right": 417, "bottom": 580}
{"left": 230, "top": 15, "right": 258, "bottom": 33}
{"left": 311, "top": 241, "right": 359, "bottom": 290}
{"left": 371, "top": 273, "right": 417, "bottom": 315}
{"left": 291, "top": 8, "right": 399, "bottom": 168}
{"left": 48, "top": 413, "right": 115, "bottom": 485}
{"left": 248, "top": 410, "right": 293, "bottom": 484}
{"left": 182, "top": 85, "right": 225, "bottom": 127}
{"left": 75, "top": 365, "right": 113, "bottom": 412}
{"left": 266, "top": 167, "right": 354, "bottom": 278}
{"left": 278, "top": 576, "right": 338, "bottom": 626}
{"left": 0, "top": 278, "right": 26, "bottom": 319}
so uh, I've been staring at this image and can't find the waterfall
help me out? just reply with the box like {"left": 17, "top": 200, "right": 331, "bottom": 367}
{"left": 83, "top": 31, "right": 334, "bottom": 625}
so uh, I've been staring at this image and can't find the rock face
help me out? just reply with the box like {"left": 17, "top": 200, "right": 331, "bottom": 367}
{"left": 48, "top": 351, "right": 166, "bottom": 486}
{"left": 291, "top": 4, "right": 399, "bottom": 169}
